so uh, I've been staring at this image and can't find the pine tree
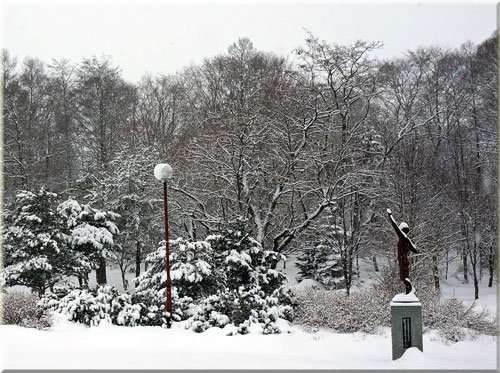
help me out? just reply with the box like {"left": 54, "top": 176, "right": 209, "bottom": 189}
{"left": 134, "top": 238, "right": 218, "bottom": 305}
{"left": 3, "top": 189, "right": 71, "bottom": 294}
{"left": 296, "top": 242, "right": 344, "bottom": 289}
{"left": 207, "top": 218, "right": 285, "bottom": 294}
{"left": 132, "top": 220, "right": 287, "bottom": 325}
{"left": 57, "top": 197, "right": 119, "bottom": 286}
{"left": 297, "top": 214, "right": 346, "bottom": 290}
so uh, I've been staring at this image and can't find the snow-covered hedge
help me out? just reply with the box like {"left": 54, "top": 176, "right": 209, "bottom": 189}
{"left": 423, "top": 296, "right": 497, "bottom": 342}
{"left": 293, "top": 288, "right": 389, "bottom": 333}
{"left": 2, "top": 290, "right": 51, "bottom": 329}
{"left": 293, "top": 277, "right": 497, "bottom": 341}
{"left": 41, "top": 283, "right": 294, "bottom": 334}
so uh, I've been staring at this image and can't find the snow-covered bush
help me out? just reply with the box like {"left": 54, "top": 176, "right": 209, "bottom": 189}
{"left": 134, "top": 238, "right": 218, "bottom": 302}
{"left": 190, "top": 292, "right": 232, "bottom": 333}
{"left": 133, "top": 238, "right": 216, "bottom": 325}
{"left": 423, "top": 297, "right": 497, "bottom": 342}
{"left": 293, "top": 275, "right": 497, "bottom": 342}
{"left": 191, "top": 286, "right": 293, "bottom": 335}
{"left": 170, "top": 238, "right": 218, "bottom": 299}
{"left": 2, "top": 290, "right": 51, "bottom": 329}
{"left": 293, "top": 288, "right": 389, "bottom": 333}
{"left": 110, "top": 293, "right": 142, "bottom": 327}
{"left": 42, "top": 285, "right": 121, "bottom": 326}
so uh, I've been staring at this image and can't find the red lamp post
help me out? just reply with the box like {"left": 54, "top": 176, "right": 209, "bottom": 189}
{"left": 154, "top": 163, "right": 173, "bottom": 322}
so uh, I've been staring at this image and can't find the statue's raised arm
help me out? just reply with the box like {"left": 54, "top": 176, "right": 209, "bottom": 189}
{"left": 387, "top": 208, "right": 404, "bottom": 238}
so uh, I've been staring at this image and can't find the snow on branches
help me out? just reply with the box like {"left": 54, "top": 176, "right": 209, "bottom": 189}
{"left": 3, "top": 189, "right": 120, "bottom": 293}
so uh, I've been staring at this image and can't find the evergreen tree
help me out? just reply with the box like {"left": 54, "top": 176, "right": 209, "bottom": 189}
{"left": 57, "top": 197, "right": 120, "bottom": 286}
{"left": 132, "top": 220, "right": 287, "bottom": 325}
{"left": 296, "top": 242, "right": 344, "bottom": 289}
{"left": 134, "top": 238, "right": 218, "bottom": 304}
{"left": 3, "top": 189, "right": 71, "bottom": 294}
{"left": 207, "top": 219, "right": 285, "bottom": 294}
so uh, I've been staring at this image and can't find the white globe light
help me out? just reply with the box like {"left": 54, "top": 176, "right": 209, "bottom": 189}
{"left": 154, "top": 163, "right": 173, "bottom": 181}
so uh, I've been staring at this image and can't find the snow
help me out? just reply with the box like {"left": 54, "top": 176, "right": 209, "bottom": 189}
{"left": 291, "top": 278, "right": 326, "bottom": 290}
{"left": 0, "top": 315, "right": 496, "bottom": 370}
{"left": 1, "top": 254, "right": 496, "bottom": 370}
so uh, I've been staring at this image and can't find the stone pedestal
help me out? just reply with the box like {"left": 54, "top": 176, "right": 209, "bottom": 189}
{"left": 390, "top": 293, "right": 423, "bottom": 360}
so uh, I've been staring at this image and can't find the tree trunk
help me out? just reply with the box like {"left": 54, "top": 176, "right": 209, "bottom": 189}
{"left": 96, "top": 257, "right": 107, "bottom": 285}
{"left": 372, "top": 256, "right": 379, "bottom": 272}
{"left": 445, "top": 248, "right": 449, "bottom": 280}
{"left": 432, "top": 255, "right": 440, "bottom": 291}
{"left": 120, "top": 266, "right": 128, "bottom": 291}
{"left": 135, "top": 241, "right": 141, "bottom": 277}
{"left": 488, "top": 246, "right": 494, "bottom": 287}
{"left": 462, "top": 249, "right": 469, "bottom": 284}
{"left": 472, "top": 260, "right": 479, "bottom": 300}
{"left": 473, "top": 274, "right": 479, "bottom": 300}
{"left": 356, "top": 254, "right": 360, "bottom": 278}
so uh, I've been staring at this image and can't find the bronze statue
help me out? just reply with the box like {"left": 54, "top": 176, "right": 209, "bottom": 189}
{"left": 387, "top": 209, "right": 418, "bottom": 294}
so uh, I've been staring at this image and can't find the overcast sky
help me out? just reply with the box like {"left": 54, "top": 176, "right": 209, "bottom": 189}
{"left": 1, "top": 0, "right": 497, "bottom": 83}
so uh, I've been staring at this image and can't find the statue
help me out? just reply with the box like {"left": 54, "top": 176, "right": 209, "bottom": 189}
{"left": 387, "top": 209, "right": 418, "bottom": 294}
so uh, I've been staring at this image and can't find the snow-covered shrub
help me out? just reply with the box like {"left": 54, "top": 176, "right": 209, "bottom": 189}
{"left": 42, "top": 285, "right": 119, "bottom": 326}
{"left": 170, "top": 238, "right": 218, "bottom": 299}
{"left": 133, "top": 239, "right": 215, "bottom": 325}
{"left": 190, "top": 292, "right": 232, "bottom": 333}
{"left": 132, "top": 220, "right": 289, "bottom": 331}
{"left": 293, "top": 275, "right": 497, "bottom": 342}
{"left": 273, "top": 286, "right": 296, "bottom": 322}
{"left": 191, "top": 286, "right": 293, "bottom": 335}
{"left": 110, "top": 293, "right": 142, "bottom": 327}
{"left": 131, "top": 288, "right": 195, "bottom": 327}
{"left": 293, "top": 288, "right": 389, "bottom": 333}
{"left": 423, "top": 297, "right": 496, "bottom": 342}
{"left": 40, "top": 283, "right": 196, "bottom": 328}
{"left": 2, "top": 290, "right": 51, "bottom": 329}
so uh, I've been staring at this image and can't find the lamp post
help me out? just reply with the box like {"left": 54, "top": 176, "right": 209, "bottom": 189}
{"left": 154, "top": 163, "right": 173, "bottom": 322}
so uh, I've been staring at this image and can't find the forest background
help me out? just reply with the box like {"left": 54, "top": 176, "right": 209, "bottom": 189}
{"left": 2, "top": 26, "right": 497, "bottom": 300}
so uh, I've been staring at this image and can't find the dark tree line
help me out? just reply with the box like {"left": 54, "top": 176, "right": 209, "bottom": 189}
{"left": 2, "top": 32, "right": 496, "bottom": 298}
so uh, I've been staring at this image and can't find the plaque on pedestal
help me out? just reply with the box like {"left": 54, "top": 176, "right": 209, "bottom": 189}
{"left": 390, "top": 292, "right": 423, "bottom": 360}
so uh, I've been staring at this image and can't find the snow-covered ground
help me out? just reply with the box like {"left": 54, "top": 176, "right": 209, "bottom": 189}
{"left": 1, "top": 257, "right": 497, "bottom": 370}
{"left": 0, "top": 314, "right": 496, "bottom": 370}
